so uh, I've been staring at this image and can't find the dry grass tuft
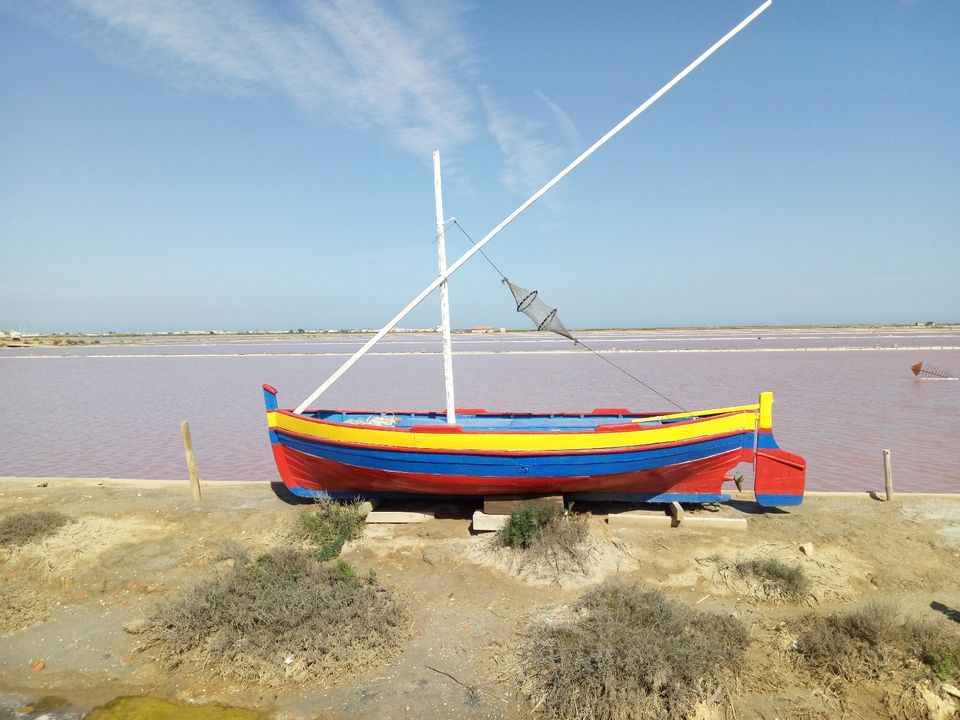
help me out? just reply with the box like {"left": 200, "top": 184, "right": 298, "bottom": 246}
{"left": 794, "top": 601, "right": 945, "bottom": 683}
{"left": 707, "top": 551, "right": 814, "bottom": 603}
{"left": 4, "top": 516, "right": 169, "bottom": 576}
{"left": 0, "top": 510, "right": 72, "bottom": 548}
{"left": 736, "top": 557, "right": 811, "bottom": 600}
{"left": 0, "top": 580, "right": 50, "bottom": 635}
{"left": 141, "top": 548, "right": 409, "bottom": 686}
{"left": 890, "top": 679, "right": 960, "bottom": 720}
{"left": 517, "top": 581, "right": 749, "bottom": 720}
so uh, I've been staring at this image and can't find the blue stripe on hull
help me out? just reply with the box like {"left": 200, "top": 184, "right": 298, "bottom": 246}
{"left": 273, "top": 430, "right": 753, "bottom": 479}
{"left": 569, "top": 491, "right": 730, "bottom": 503}
{"left": 286, "top": 486, "right": 730, "bottom": 505}
{"left": 756, "top": 493, "right": 803, "bottom": 507}
{"left": 757, "top": 432, "right": 780, "bottom": 450}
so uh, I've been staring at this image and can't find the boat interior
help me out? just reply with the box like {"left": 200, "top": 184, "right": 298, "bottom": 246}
{"left": 308, "top": 409, "right": 714, "bottom": 432}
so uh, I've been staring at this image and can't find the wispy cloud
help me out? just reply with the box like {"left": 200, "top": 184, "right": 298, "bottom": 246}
{"left": 60, "top": 0, "right": 477, "bottom": 155}
{"left": 15, "top": 0, "right": 584, "bottom": 202}
{"left": 479, "top": 85, "right": 569, "bottom": 198}
{"left": 535, "top": 91, "right": 582, "bottom": 150}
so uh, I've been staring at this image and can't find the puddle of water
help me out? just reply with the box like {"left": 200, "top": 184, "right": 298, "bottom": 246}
{"left": 84, "top": 696, "right": 269, "bottom": 720}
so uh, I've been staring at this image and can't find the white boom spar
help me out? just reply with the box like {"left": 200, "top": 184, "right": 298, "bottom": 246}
{"left": 293, "top": 1, "right": 772, "bottom": 415}
{"left": 433, "top": 150, "right": 457, "bottom": 424}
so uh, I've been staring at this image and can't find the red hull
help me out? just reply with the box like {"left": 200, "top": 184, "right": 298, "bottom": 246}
{"left": 272, "top": 442, "right": 750, "bottom": 497}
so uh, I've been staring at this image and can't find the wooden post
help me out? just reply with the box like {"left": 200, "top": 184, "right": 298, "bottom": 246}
{"left": 181, "top": 421, "right": 201, "bottom": 501}
{"left": 882, "top": 448, "right": 893, "bottom": 501}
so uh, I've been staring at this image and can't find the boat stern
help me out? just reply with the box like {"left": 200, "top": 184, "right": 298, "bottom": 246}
{"left": 752, "top": 392, "right": 806, "bottom": 507}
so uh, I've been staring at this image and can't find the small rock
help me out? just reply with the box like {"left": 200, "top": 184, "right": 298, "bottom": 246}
{"left": 36, "top": 482, "right": 48, "bottom": 488}
{"left": 799, "top": 542, "right": 815, "bottom": 557}
{"left": 422, "top": 548, "right": 443, "bottom": 565}
{"left": 121, "top": 619, "right": 149, "bottom": 635}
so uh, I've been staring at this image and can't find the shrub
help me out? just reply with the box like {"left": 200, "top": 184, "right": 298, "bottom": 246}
{"left": 736, "top": 557, "right": 811, "bottom": 600}
{"left": 142, "top": 549, "right": 409, "bottom": 686}
{"left": 498, "top": 505, "right": 562, "bottom": 549}
{"left": 0, "top": 581, "right": 49, "bottom": 635}
{"left": 298, "top": 499, "right": 365, "bottom": 560}
{"left": 497, "top": 506, "right": 591, "bottom": 579}
{"left": 924, "top": 649, "right": 960, "bottom": 681}
{"left": 518, "top": 581, "right": 749, "bottom": 720}
{"left": 795, "top": 601, "right": 943, "bottom": 681}
{"left": 0, "top": 510, "right": 72, "bottom": 548}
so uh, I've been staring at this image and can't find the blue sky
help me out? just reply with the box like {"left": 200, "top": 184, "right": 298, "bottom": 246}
{"left": 1, "top": 1, "right": 958, "bottom": 333}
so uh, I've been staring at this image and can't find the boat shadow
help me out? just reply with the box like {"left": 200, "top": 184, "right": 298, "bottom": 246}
{"left": 725, "top": 499, "right": 791, "bottom": 515}
{"left": 931, "top": 601, "right": 960, "bottom": 624}
{"left": 269, "top": 482, "right": 316, "bottom": 505}
{"left": 268, "top": 483, "right": 479, "bottom": 520}
{"left": 268, "top": 484, "right": 793, "bottom": 519}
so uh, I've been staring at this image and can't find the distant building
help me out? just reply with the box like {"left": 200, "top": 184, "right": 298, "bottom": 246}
{"left": 471, "top": 326, "right": 494, "bottom": 333}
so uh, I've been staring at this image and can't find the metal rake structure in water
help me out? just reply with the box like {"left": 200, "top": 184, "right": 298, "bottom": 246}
{"left": 911, "top": 362, "right": 957, "bottom": 380}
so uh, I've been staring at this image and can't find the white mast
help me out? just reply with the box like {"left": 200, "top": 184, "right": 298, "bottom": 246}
{"left": 433, "top": 149, "right": 457, "bottom": 424}
{"left": 293, "top": 1, "right": 772, "bottom": 414}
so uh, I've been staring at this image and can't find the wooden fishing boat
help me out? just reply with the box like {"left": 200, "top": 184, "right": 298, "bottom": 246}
{"left": 263, "top": 1, "right": 806, "bottom": 508}
{"left": 264, "top": 386, "right": 805, "bottom": 506}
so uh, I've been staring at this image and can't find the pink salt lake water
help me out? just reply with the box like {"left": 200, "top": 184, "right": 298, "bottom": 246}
{"left": 2, "top": 328, "right": 958, "bottom": 493}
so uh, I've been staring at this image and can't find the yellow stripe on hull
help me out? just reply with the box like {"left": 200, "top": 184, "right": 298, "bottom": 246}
{"left": 268, "top": 404, "right": 764, "bottom": 453}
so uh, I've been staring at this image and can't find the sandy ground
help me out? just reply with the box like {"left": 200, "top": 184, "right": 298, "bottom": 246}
{"left": 2, "top": 478, "right": 960, "bottom": 719}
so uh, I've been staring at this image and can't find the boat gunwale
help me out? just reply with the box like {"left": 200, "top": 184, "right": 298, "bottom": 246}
{"left": 269, "top": 406, "right": 760, "bottom": 438}
{"left": 269, "top": 419, "right": 756, "bottom": 458}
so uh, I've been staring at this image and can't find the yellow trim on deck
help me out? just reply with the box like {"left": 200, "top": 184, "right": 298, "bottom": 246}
{"left": 629, "top": 403, "right": 760, "bottom": 424}
{"left": 268, "top": 406, "right": 761, "bottom": 452}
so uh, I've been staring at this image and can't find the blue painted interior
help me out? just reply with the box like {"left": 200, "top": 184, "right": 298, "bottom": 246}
{"left": 307, "top": 410, "right": 689, "bottom": 432}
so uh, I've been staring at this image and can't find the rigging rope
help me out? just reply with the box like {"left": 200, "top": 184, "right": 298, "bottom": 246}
{"left": 449, "top": 219, "right": 508, "bottom": 279}
{"left": 572, "top": 339, "right": 686, "bottom": 411}
{"left": 448, "top": 219, "right": 687, "bottom": 412}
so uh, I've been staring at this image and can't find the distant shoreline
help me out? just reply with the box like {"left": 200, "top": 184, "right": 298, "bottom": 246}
{"left": 4, "top": 322, "right": 959, "bottom": 348}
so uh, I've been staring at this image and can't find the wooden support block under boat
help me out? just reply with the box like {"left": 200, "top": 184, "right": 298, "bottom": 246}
{"left": 681, "top": 516, "right": 747, "bottom": 531}
{"left": 365, "top": 511, "right": 432, "bottom": 524}
{"left": 669, "top": 501, "right": 684, "bottom": 527}
{"left": 357, "top": 500, "right": 379, "bottom": 518}
{"left": 483, "top": 495, "right": 564, "bottom": 516}
{"left": 607, "top": 511, "right": 747, "bottom": 531}
{"left": 472, "top": 511, "right": 510, "bottom": 532}
{"left": 607, "top": 511, "right": 673, "bottom": 530}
